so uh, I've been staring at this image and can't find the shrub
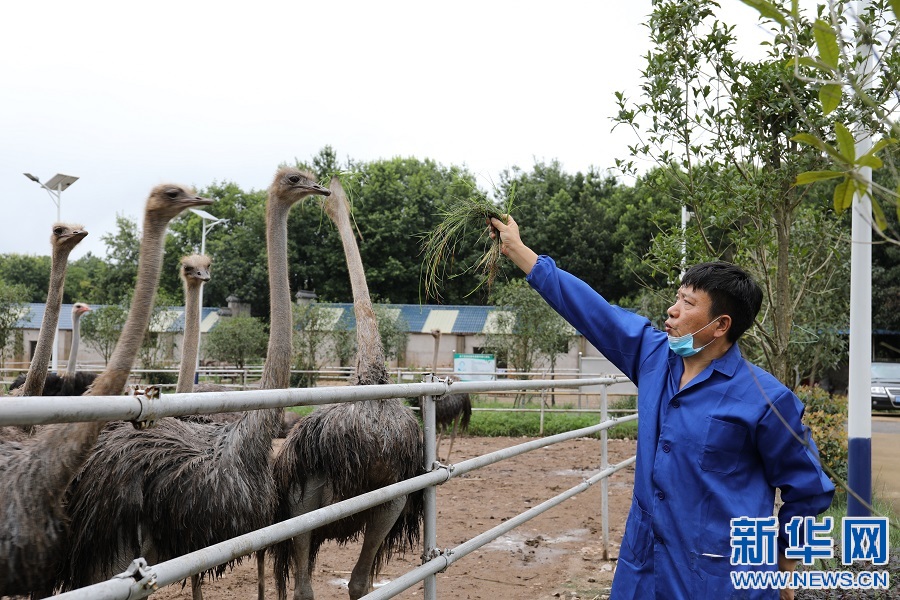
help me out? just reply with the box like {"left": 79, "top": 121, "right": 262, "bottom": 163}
{"left": 797, "top": 385, "right": 848, "bottom": 488}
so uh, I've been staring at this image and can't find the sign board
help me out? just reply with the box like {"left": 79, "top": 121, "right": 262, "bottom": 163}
{"left": 453, "top": 353, "right": 496, "bottom": 381}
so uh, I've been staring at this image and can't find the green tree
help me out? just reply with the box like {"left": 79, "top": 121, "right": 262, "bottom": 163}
{"left": 292, "top": 302, "right": 337, "bottom": 387}
{"left": 0, "top": 281, "right": 29, "bottom": 367}
{"left": 204, "top": 316, "right": 268, "bottom": 369}
{"left": 373, "top": 302, "right": 409, "bottom": 364}
{"left": 81, "top": 303, "right": 128, "bottom": 364}
{"left": 484, "top": 279, "right": 575, "bottom": 402}
{"left": 0, "top": 254, "right": 50, "bottom": 302}
{"left": 613, "top": 0, "right": 850, "bottom": 386}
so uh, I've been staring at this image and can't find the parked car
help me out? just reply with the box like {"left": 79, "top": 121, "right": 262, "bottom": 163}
{"left": 871, "top": 362, "right": 900, "bottom": 410}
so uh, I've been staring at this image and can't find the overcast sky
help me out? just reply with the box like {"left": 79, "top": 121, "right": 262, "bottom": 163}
{"left": 1, "top": 0, "right": 774, "bottom": 260}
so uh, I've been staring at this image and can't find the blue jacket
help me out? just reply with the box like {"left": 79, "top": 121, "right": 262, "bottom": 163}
{"left": 527, "top": 256, "right": 835, "bottom": 599}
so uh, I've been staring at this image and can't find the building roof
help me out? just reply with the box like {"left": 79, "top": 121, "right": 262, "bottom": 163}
{"left": 15, "top": 303, "right": 222, "bottom": 334}
{"left": 15, "top": 302, "right": 500, "bottom": 335}
{"left": 323, "top": 303, "right": 498, "bottom": 335}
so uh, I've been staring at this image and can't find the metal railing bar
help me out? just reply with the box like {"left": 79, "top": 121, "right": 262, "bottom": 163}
{"left": 0, "top": 377, "right": 624, "bottom": 427}
{"left": 53, "top": 415, "right": 637, "bottom": 600}
{"left": 361, "top": 456, "right": 637, "bottom": 600}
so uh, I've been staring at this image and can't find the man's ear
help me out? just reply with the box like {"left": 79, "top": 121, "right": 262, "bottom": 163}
{"left": 714, "top": 315, "right": 732, "bottom": 338}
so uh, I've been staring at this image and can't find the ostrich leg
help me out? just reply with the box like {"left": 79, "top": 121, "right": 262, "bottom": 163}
{"left": 285, "top": 478, "right": 327, "bottom": 600}
{"left": 348, "top": 497, "right": 407, "bottom": 599}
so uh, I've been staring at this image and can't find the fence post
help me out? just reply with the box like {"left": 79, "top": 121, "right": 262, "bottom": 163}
{"left": 601, "top": 383, "right": 609, "bottom": 560}
{"left": 422, "top": 374, "right": 438, "bottom": 600}
{"left": 539, "top": 387, "right": 546, "bottom": 437}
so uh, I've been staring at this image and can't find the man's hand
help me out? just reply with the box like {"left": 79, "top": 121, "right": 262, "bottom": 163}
{"left": 488, "top": 214, "right": 538, "bottom": 274}
{"left": 778, "top": 554, "right": 799, "bottom": 600}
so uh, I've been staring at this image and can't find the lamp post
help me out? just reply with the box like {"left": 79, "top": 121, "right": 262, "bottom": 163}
{"left": 189, "top": 208, "right": 228, "bottom": 384}
{"left": 23, "top": 172, "right": 79, "bottom": 373}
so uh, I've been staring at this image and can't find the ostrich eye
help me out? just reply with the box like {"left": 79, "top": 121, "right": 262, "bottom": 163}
{"left": 165, "top": 189, "right": 179, "bottom": 199}
{"left": 53, "top": 227, "right": 64, "bottom": 236}
{"left": 287, "top": 175, "right": 301, "bottom": 185}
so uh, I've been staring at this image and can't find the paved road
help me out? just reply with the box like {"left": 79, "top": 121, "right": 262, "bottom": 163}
{"left": 871, "top": 416, "right": 900, "bottom": 517}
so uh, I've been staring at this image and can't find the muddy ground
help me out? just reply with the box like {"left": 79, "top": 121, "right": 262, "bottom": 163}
{"left": 152, "top": 435, "right": 636, "bottom": 600}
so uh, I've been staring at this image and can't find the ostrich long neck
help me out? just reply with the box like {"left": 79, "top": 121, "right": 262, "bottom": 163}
{"left": 66, "top": 309, "right": 83, "bottom": 376}
{"left": 176, "top": 280, "right": 203, "bottom": 393}
{"left": 21, "top": 245, "right": 74, "bottom": 396}
{"left": 328, "top": 199, "right": 387, "bottom": 384}
{"left": 90, "top": 215, "right": 167, "bottom": 396}
{"left": 260, "top": 200, "right": 293, "bottom": 390}
{"left": 25, "top": 215, "right": 168, "bottom": 503}
{"left": 226, "top": 196, "right": 293, "bottom": 454}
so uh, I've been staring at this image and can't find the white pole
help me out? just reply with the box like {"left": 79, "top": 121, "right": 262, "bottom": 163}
{"left": 51, "top": 185, "right": 62, "bottom": 374}
{"left": 195, "top": 221, "right": 208, "bottom": 385}
{"left": 847, "top": 0, "right": 874, "bottom": 517}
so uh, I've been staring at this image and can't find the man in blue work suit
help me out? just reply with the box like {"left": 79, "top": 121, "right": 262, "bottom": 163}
{"left": 490, "top": 215, "right": 835, "bottom": 599}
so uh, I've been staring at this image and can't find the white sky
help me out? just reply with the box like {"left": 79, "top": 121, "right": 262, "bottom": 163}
{"left": 1, "top": 0, "right": 774, "bottom": 260}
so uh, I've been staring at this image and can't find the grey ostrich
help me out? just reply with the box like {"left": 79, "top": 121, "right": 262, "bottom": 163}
{"left": 11, "top": 224, "right": 88, "bottom": 400}
{"left": 174, "top": 254, "right": 300, "bottom": 437}
{"left": 0, "top": 185, "right": 213, "bottom": 599}
{"left": 62, "top": 169, "right": 330, "bottom": 600}
{"left": 273, "top": 177, "right": 424, "bottom": 600}
{"left": 418, "top": 330, "right": 471, "bottom": 460}
{"left": 10, "top": 302, "right": 98, "bottom": 397}
{"left": 175, "top": 254, "right": 212, "bottom": 394}
{"left": 424, "top": 386, "right": 471, "bottom": 462}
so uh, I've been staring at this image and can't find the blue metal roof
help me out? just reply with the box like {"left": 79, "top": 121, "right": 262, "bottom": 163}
{"left": 311, "top": 303, "right": 495, "bottom": 335}
{"left": 16, "top": 303, "right": 220, "bottom": 333}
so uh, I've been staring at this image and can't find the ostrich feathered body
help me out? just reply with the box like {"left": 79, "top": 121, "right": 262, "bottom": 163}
{"left": 272, "top": 395, "right": 423, "bottom": 585}
{"left": 10, "top": 371, "right": 98, "bottom": 398}
{"left": 62, "top": 410, "right": 282, "bottom": 589}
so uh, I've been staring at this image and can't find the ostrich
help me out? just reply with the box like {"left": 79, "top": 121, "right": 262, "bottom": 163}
{"left": 10, "top": 302, "right": 98, "bottom": 397}
{"left": 11, "top": 224, "right": 88, "bottom": 400}
{"left": 62, "top": 168, "right": 330, "bottom": 600}
{"left": 423, "top": 383, "right": 472, "bottom": 462}
{"left": 0, "top": 185, "right": 213, "bottom": 599}
{"left": 175, "top": 254, "right": 212, "bottom": 394}
{"left": 419, "top": 330, "right": 471, "bottom": 460}
{"left": 173, "top": 254, "right": 300, "bottom": 438}
{"left": 273, "top": 177, "right": 423, "bottom": 600}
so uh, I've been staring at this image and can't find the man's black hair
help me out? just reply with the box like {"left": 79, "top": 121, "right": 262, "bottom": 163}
{"left": 680, "top": 261, "right": 763, "bottom": 343}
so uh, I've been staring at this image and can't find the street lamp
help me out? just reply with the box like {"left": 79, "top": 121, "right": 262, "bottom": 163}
{"left": 24, "top": 172, "right": 79, "bottom": 223}
{"left": 189, "top": 208, "right": 229, "bottom": 384}
{"left": 24, "top": 172, "right": 80, "bottom": 373}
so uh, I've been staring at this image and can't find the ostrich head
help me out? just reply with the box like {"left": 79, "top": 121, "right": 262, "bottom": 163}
{"left": 51, "top": 223, "right": 88, "bottom": 252}
{"left": 322, "top": 176, "right": 351, "bottom": 222}
{"left": 72, "top": 302, "right": 91, "bottom": 317}
{"left": 268, "top": 168, "right": 330, "bottom": 206}
{"left": 180, "top": 254, "right": 211, "bottom": 285}
{"left": 146, "top": 184, "right": 214, "bottom": 219}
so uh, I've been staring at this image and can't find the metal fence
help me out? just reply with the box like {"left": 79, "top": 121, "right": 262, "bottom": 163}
{"left": 1, "top": 375, "right": 637, "bottom": 600}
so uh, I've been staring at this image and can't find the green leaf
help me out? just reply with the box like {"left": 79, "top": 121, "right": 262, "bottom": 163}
{"left": 871, "top": 197, "right": 888, "bottom": 232}
{"left": 833, "top": 179, "right": 854, "bottom": 214}
{"left": 819, "top": 84, "right": 842, "bottom": 115}
{"left": 857, "top": 154, "right": 883, "bottom": 169}
{"left": 834, "top": 123, "right": 856, "bottom": 163}
{"left": 738, "top": 0, "right": 789, "bottom": 26}
{"left": 863, "top": 137, "right": 898, "bottom": 158}
{"left": 792, "top": 133, "right": 828, "bottom": 152}
{"left": 792, "top": 56, "right": 833, "bottom": 74}
{"left": 795, "top": 171, "right": 846, "bottom": 185}
{"left": 892, "top": 0, "right": 900, "bottom": 20}
{"left": 814, "top": 19, "right": 840, "bottom": 69}
{"left": 792, "top": 132, "right": 846, "bottom": 164}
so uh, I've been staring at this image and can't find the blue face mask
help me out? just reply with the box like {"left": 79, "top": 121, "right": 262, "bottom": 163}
{"left": 667, "top": 317, "right": 721, "bottom": 357}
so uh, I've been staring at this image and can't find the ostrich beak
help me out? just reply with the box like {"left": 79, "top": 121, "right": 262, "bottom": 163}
{"left": 62, "top": 229, "right": 89, "bottom": 241}
{"left": 297, "top": 181, "right": 331, "bottom": 197}
{"left": 185, "top": 195, "right": 215, "bottom": 208}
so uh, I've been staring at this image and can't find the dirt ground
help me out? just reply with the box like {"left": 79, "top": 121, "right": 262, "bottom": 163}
{"left": 152, "top": 435, "right": 636, "bottom": 600}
